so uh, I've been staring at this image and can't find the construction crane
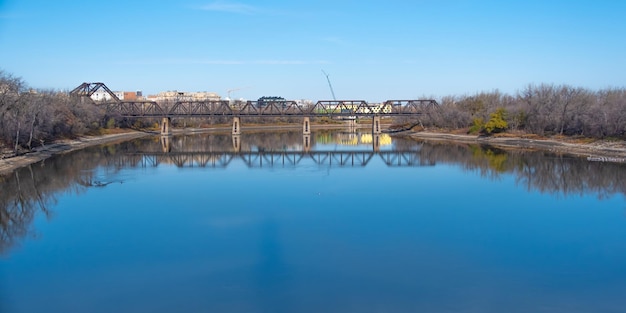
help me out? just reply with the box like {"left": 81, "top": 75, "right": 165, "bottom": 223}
{"left": 321, "top": 70, "right": 336, "bottom": 100}
{"left": 226, "top": 86, "right": 250, "bottom": 100}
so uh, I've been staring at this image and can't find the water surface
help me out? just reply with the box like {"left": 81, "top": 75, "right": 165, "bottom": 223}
{"left": 1, "top": 130, "right": 625, "bottom": 313}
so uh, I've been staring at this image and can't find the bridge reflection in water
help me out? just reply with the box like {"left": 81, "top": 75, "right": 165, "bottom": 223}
{"left": 112, "top": 134, "right": 434, "bottom": 169}
{"left": 115, "top": 150, "right": 434, "bottom": 168}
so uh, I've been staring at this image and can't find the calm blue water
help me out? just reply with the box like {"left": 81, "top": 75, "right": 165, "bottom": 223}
{"left": 1, "top": 131, "right": 626, "bottom": 313}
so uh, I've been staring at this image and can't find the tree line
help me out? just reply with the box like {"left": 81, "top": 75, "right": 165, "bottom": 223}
{"left": 2, "top": 69, "right": 625, "bottom": 157}
{"left": 419, "top": 84, "right": 626, "bottom": 138}
{"left": 0, "top": 70, "right": 105, "bottom": 155}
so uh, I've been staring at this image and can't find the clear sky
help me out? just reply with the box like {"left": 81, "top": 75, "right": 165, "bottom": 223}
{"left": 1, "top": 0, "right": 625, "bottom": 102}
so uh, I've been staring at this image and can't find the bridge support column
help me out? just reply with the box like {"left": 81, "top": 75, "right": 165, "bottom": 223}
{"left": 232, "top": 117, "right": 241, "bottom": 135}
{"left": 161, "top": 117, "right": 172, "bottom": 136}
{"left": 303, "top": 117, "right": 311, "bottom": 135}
{"left": 303, "top": 134, "right": 311, "bottom": 152}
{"left": 373, "top": 134, "right": 381, "bottom": 152}
{"left": 347, "top": 119, "right": 357, "bottom": 133}
{"left": 232, "top": 135, "right": 241, "bottom": 152}
{"left": 372, "top": 116, "right": 382, "bottom": 134}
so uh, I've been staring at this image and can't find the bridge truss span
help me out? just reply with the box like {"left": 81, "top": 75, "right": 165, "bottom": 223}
{"left": 97, "top": 99, "right": 439, "bottom": 118}
{"left": 104, "top": 101, "right": 167, "bottom": 116}
{"left": 70, "top": 83, "right": 439, "bottom": 118}
{"left": 70, "top": 82, "right": 440, "bottom": 135}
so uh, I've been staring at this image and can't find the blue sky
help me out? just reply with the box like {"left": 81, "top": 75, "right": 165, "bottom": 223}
{"left": 1, "top": 0, "right": 625, "bottom": 102}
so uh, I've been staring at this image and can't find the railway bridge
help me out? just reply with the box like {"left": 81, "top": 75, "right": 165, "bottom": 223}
{"left": 70, "top": 82, "right": 439, "bottom": 135}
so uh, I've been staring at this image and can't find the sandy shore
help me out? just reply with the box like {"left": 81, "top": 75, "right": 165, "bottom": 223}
{"left": 0, "top": 130, "right": 153, "bottom": 176}
{"left": 405, "top": 131, "right": 626, "bottom": 161}
{"left": 0, "top": 125, "right": 298, "bottom": 175}
{"left": 2, "top": 127, "right": 626, "bottom": 175}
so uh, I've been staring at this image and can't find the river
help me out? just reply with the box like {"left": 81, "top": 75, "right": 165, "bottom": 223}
{"left": 1, "top": 130, "right": 625, "bottom": 313}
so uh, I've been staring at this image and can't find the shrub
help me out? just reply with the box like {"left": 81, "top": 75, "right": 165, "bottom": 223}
{"left": 483, "top": 108, "right": 508, "bottom": 134}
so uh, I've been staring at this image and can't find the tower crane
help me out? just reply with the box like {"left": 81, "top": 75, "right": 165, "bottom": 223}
{"left": 226, "top": 86, "right": 250, "bottom": 100}
{"left": 322, "top": 70, "right": 336, "bottom": 100}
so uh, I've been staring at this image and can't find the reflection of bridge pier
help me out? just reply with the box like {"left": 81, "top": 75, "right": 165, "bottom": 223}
{"left": 232, "top": 135, "right": 241, "bottom": 152}
{"left": 303, "top": 135, "right": 311, "bottom": 152}
{"left": 373, "top": 134, "right": 380, "bottom": 152}
{"left": 160, "top": 135, "right": 171, "bottom": 152}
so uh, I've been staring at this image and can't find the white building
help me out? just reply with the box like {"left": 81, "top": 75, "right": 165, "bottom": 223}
{"left": 152, "top": 91, "right": 221, "bottom": 102}
{"left": 91, "top": 89, "right": 124, "bottom": 101}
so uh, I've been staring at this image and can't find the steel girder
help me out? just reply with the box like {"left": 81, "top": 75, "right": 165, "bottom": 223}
{"left": 70, "top": 82, "right": 121, "bottom": 102}
{"left": 70, "top": 83, "right": 439, "bottom": 118}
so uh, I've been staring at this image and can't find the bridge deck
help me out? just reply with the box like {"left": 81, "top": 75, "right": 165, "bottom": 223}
{"left": 70, "top": 82, "right": 439, "bottom": 118}
{"left": 100, "top": 99, "right": 439, "bottom": 118}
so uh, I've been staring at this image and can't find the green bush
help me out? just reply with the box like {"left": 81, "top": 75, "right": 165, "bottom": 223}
{"left": 106, "top": 118, "right": 116, "bottom": 129}
{"left": 483, "top": 108, "right": 508, "bottom": 134}
{"left": 469, "top": 118, "right": 484, "bottom": 134}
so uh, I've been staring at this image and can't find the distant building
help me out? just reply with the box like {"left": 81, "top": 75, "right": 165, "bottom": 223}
{"left": 150, "top": 90, "right": 221, "bottom": 102}
{"left": 91, "top": 89, "right": 144, "bottom": 101}
{"left": 295, "top": 99, "right": 314, "bottom": 107}
{"left": 257, "top": 96, "right": 285, "bottom": 107}
{"left": 91, "top": 89, "right": 114, "bottom": 101}
{"left": 123, "top": 91, "right": 137, "bottom": 101}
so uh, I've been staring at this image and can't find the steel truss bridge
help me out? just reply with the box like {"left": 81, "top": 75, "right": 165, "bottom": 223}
{"left": 110, "top": 150, "right": 435, "bottom": 169}
{"left": 70, "top": 82, "right": 439, "bottom": 118}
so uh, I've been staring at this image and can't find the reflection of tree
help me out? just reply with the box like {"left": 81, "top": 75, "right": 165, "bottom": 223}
{"left": 0, "top": 141, "right": 135, "bottom": 255}
{"left": 0, "top": 167, "right": 52, "bottom": 255}
{"left": 411, "top": 139, "right": 626, "bottom": 198}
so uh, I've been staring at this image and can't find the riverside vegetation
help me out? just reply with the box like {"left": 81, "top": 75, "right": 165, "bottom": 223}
{"left": 2, "top": 69, "right": 625, "bottom": 158}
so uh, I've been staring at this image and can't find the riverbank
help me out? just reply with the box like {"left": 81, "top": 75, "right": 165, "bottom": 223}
{"left": 2, "top": 126, "right": 626, "bottom": 176}
{"left": 403, "top": 131, "right": 626, "bottom": 161}
{"left": 0, "top": 130, "right": 153, "bottom": 176}
{"left": 0, "top": 123, "right": 356, "bottom": 175}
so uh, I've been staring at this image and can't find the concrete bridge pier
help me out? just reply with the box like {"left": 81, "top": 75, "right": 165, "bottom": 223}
{"left": 303, "top": 117, "right": 311, "bottom": 135}
{"left": 303, "top": 134, "right": 311, "bottom": 152}
{"left": 372, "top": 116, "right": 382, "bottom": 134}
{"left": 161, "top": 117, "right": 172, "bottom": 136}
{"left": 232, "top": 135, "right": 241, "bottom": 152}
{"left": 232, "top": 117, "right": 241, "bottom": 135}
{"left": 347, "top": 119, "right": 357, "bottom": 130}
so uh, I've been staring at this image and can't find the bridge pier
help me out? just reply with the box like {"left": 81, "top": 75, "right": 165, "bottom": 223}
{"left": 232, "top": 117, "right": 241, "bottom": 135}
{"left": 347, "top": 119, "right": 357, "bottom": 129}
{"left": 161, "top": 117, "right": 172, "bottom": 136}
{"left": 303, "top": 117, "right": 311, "bottom": 135}
{"left": 372, "top": 116, "right": 382, "bottom": 134}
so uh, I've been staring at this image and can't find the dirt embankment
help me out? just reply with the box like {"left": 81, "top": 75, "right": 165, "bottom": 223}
{"left": 405, "top": 131, "right": 626, "bottom": 161}
{"left": 0, "top": 124, "right": 303, "bottom": 175}
{"left": 0, "top": 130, "right": 153, "bottom": 176}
